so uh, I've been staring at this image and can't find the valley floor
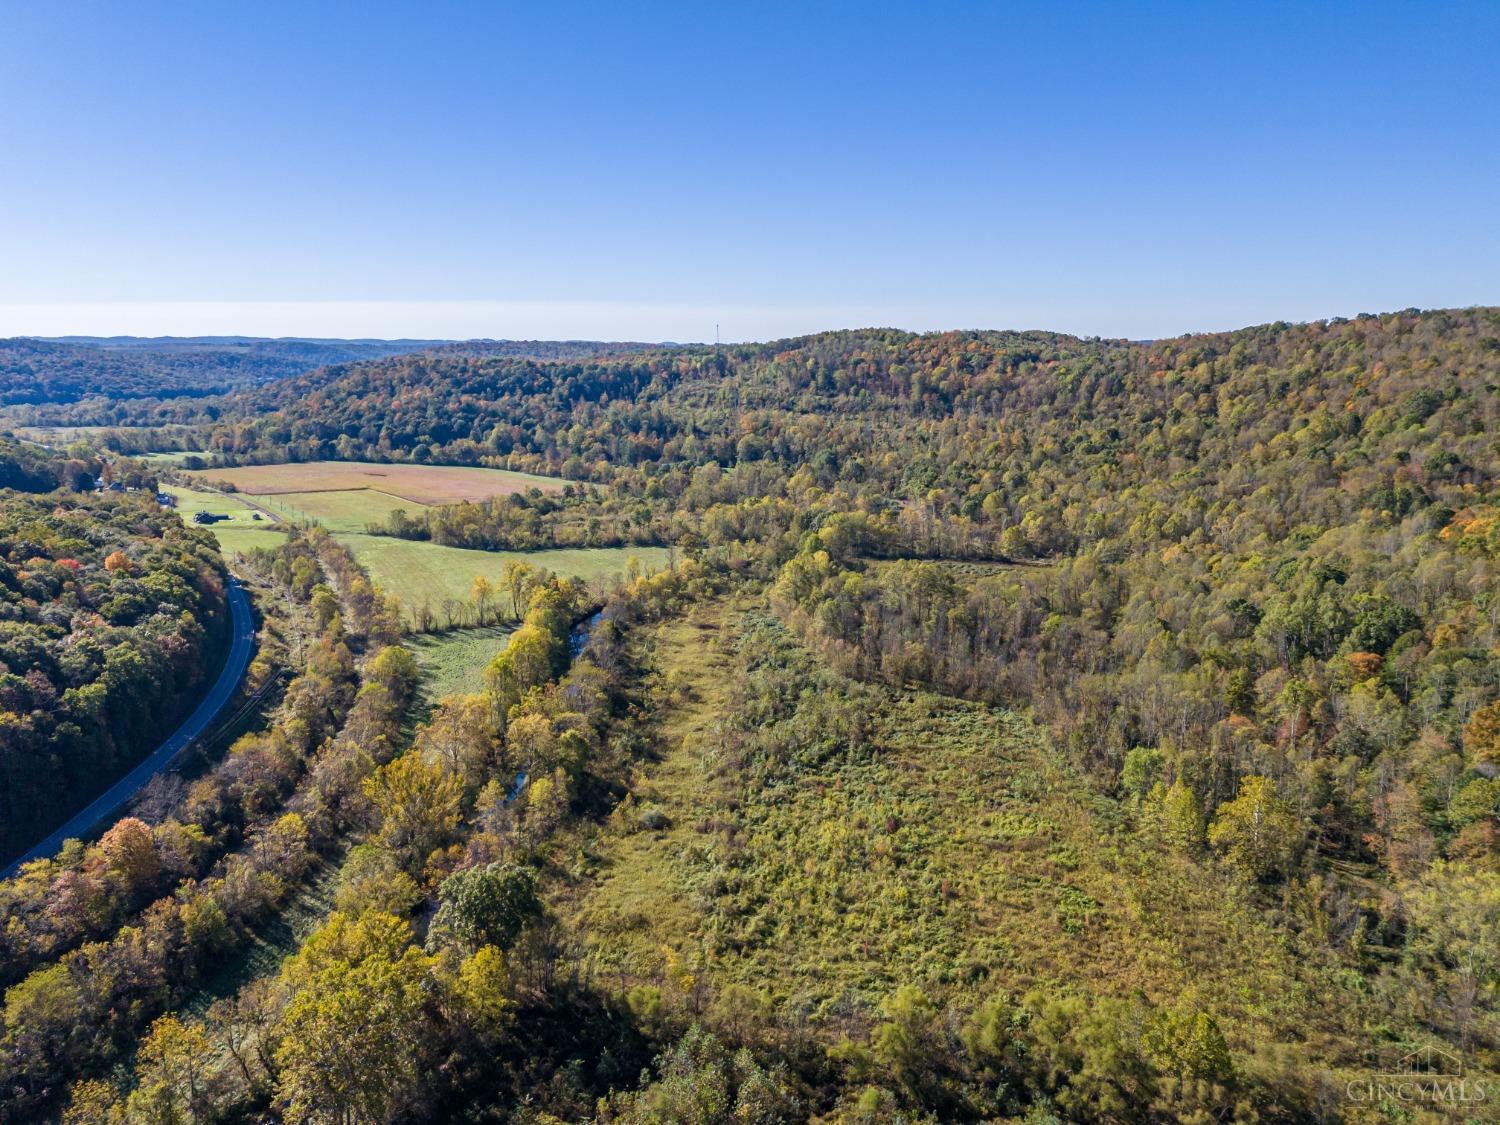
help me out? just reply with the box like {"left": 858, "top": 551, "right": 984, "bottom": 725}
{"left": 162, "top": 480, "right": 671, "bottom": 626}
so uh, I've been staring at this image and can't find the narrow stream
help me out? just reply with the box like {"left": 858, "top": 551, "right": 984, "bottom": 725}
{"left": 506, "top": 608, "right": 603, "bottom": 806}
{"left": 567, "top": 608, "right": 603, "bottom": 657}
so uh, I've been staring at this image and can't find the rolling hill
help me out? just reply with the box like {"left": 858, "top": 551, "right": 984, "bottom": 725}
{"left": 3, "top": 308, "right": 1498, "bottom": 1122}
{"left": 0, "top": 336, "right": 451, "bottom": 407}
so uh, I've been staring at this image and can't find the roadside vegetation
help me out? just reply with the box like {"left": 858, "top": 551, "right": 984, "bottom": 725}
{"left": 0, "top": 481, "right": 230, "bottom": 863}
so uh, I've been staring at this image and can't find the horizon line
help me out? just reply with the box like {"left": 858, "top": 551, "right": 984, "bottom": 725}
{"left": 0, "top": 298, "right": 1492, "bottom": 347}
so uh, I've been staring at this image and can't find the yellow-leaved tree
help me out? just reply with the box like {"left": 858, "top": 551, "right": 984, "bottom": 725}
{"left": 274, "top": 912, "right": 433, "bottom": 1124}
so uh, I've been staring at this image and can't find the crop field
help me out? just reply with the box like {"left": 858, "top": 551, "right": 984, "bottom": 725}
{"left": 185, "top": 460, "right": 566, "bottom": 504}
{"left": 336, "top": 532, "right": 670, "bottom": 621}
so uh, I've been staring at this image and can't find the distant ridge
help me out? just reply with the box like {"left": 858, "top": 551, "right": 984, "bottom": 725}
{"left": 0, "top": 336, "right": 450, "bottom": 407}
{"left": 41, "top": 335, "right": 452, "bottom": 348}
{"left": 0, "top": 336, "right": 674, "bottom": 413}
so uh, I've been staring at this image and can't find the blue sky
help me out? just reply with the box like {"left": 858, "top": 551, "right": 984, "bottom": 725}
{"left": 1, "top": 1, "right": 1495, "bottom": 341}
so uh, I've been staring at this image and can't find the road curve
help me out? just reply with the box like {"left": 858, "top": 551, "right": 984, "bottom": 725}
{"left": 2, "top": 576, "right": 255, "bottom": 877}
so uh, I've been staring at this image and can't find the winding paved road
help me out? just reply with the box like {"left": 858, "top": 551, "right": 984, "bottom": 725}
{"left": 2, "top": 576, "right": 255, "bottom": 876}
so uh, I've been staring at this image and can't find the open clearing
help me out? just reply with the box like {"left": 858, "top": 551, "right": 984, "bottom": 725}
{"left": 246, "top": 489, "right": 418, "bottom": 533}
{"left": 337, "top": 533, "right": 670, "bottom": 621}
{"left": 161, "top": 486, "right": 287, "bottom": 558}
{"left": 408, "top": 625, "right": 515, "bottom": 700}
{"left": 553, "top": 598, "right": 1348, "bottom": 1052}
{"left": 162, "top": 484, "right": 281, "bottom": 530}
{"left": 169, "top": 470, "right": 668, "bottom": 625}
{"left": 212, "top": 527, "right": 289, "bottom": 557}
{"left": 190, "top": 523, "right": 665, "bottom": 615}
{"left": 185, "top": 460, "right": 566, "bottom": 504}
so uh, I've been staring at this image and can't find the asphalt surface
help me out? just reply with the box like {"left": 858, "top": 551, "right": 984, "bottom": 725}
{"left": 2, "top": 575, "right": 255, "bottom": 876}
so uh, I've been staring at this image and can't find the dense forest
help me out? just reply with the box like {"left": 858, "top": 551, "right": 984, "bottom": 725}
{"left": 0, "top": 338, "right": 663, "bottom": 425}
{"left": 1, "top": 307, "right": 1498, "bottom": 1120}
{"left": 0, "top": 490, "right": 230, "bottom": 862}
{"left": 0, "top": 434, "right": 101, "bottom": 493}
{"left": 0, "top": 337, "right": 453, "bottom": 408}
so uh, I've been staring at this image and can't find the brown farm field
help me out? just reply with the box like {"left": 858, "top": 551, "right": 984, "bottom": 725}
{"left": 185, "top": 460, "right": 566, "bottom": 505}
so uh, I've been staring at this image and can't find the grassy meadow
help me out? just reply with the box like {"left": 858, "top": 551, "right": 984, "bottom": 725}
{"left": 160, "top": 484, "right": 289, "bottom": 558}
{"left": 407, "top": 625, "right": 515, "bottom": 700}
{"left": 336, "top": 532, "right": 670, "bottom": 622}
{"left": 161, "top": 483, "right": 286, "bottom": 558}
{"left": 164, "top": 474, "right": 669, "bottom": 627}
{"left": 552, "top": 598, "right": 1359, "bottom": 1058}
{"left": 245, "top": 488, "right": 417, "bottom": 533}
{"left": 162, "top": 483, "right": 274, "bottom": 524}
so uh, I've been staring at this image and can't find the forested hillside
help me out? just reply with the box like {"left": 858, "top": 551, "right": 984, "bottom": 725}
{"left": 0, "top": 435, "right": 100, "bottom": 493}
{"left": 2, "top": 308, "right": 1498, "bottom": 1121}
{"left": 0, "top": 337, "right": 453, "bottom": 408}
{"left": 175, "top": 310, "right": 1495, "bottom": 513}
{"left": 184, "top": 306, "right": 1497, "bottom": 1092}
{"left": 0, "top": 338, "right": 663, "bottom": 427}
{"left": 0, "top": 492, "right": 230, "bottom": 861}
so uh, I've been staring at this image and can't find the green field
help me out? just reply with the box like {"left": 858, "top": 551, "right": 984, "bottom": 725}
{"left": 247, "top": 489, "right": 420, "bottom": 533}
{"left": 166, "top": 481, "right": 670, "bottom": 624}
{"left": 160, "top": 485, "right": 287, "bottom": 557}
{"left": 216, "top": 527, "right": 292, "bottom": 556}
{"left": 408, "top": 625, "right": 515, "bottom": 699}
{"left": 336, "top": 532, "right": 670, "bottom": 623}
{"left": 163, "top": 485, "right": 280, "bottom": 527}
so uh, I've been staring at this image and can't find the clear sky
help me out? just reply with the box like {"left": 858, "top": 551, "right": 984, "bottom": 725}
{"left": 1, "top": 1, "right": 1496, "bottom": 342}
